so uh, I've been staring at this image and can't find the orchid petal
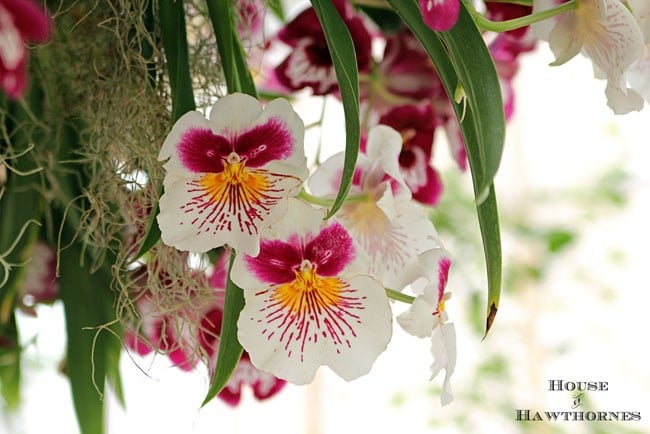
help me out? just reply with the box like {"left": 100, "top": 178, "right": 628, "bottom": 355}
{"left": 397, "top": 295, "right": 438, "bottom": 338}
{"left": 233, "top": 200, "right": 392, "bottom": 384}
{"left": 158, "top": 170, "right": 300, "bottom": 255}
{"left": 547, "top": 11, "right": 583, "bottom": 66}
{"left": 157, "top": 93, "right": 307, "bottom": 255}
{"left": 430, "top": 321, "right": 456, "bottom": 405}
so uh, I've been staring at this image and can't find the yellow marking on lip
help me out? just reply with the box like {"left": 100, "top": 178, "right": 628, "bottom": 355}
{"left": 199, "top": 160, "right": 271, "bottom": 205}
{"left": 274, "top": 260, "right": 344, "bottom": 314}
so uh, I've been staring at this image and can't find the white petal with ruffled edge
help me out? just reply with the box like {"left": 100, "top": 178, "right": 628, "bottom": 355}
{"left": 339, "top": 199, "right": 441, "bottom": 290}
{"left": 232, "top": 199, "right": 392, "bottom": 384}
{"left": 208, "top": 93, "right": 264, "bottom": 134}
{"left": 430, "top": 321, "right": 456, "bottom": 406}
{"left": 158, "top": 170, "right": 301, "bottom": 255}
{"left": 159, "top": 111, "right": 213, "bottom": 189}
{"left": 582, "top": 0, "right": 645, "bottom": 113}
{"left": 397, "top": 291, "right": 438, "bottom": 338}
{"left": 156, "top": 93, "right": 308, "bottom": 254}
{"left": 237, "top": 273, "right": 392, "bottom": 384}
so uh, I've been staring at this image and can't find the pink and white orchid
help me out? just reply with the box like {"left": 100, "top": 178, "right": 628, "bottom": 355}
{"left": 378, "top": 104, "right": 443, "bottom": 206}
{"left": 157, "top": 93, "right": 308, "bottom": 256}
{"left": 0, "top": 0, "right": 51, "bottom": 99}
{"left": 533, "top": 0, "right": 645, "bottom": 113}
{"left": 397, "top": 248, "right": 456, "bottom": 405}
{"left": 362, "top": 29, "right": 468, "bottom": 171}
{"left": 309, "top": 125, "right": 443, "bottom": 291}
{"left": 231, "top": 199, "right": 392, "bottom": 385}
{"left": 217, "top": 352, "right": 287, "bottom": 406}
{"left": 273, "top": 0, "right": 372, "bottom": 95}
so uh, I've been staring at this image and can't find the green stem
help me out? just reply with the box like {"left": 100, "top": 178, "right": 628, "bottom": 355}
{"left": 385, "top": 288, "right": 415, "bottom": 304}
{"left": 297, "top": 189, "right": 368, "bottom": 208}
{"left": 469, "top": 0, "right": 577, "bottom": 33}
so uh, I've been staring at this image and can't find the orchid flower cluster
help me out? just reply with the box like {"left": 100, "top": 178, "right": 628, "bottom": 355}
{"left": 154, "top": 91, "right": 455, "bottom": 399}
{"left": 0, "top": 0, "right": 648, "bottom": 432}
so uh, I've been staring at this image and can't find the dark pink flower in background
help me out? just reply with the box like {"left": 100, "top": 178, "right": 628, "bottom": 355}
{"left": 126, "top": 252, "right": 286, "bottom": 405}
{"left": 484, "top": 1, "right": 533, "bottom": 39}
{"left": 274, "top": 0, "right": 372, "bottom": 95}
{"left": 483, "top": 1, "right": 536, "bottom": 119}
{"left": 218, "top": 352, "right": 287, "bottom": 406}
{"left": 18, "top": 240, "right": 58, "bottom": 315}
{"left": 0, "top": 0, "right": 51, "bottom": 99}
{"left": 489, "top": 33, "right": 536, "bottom": 120}
{"left": 379, "top": 105, "right": 443, "bottom": 206}
{"left": 364, "top": 29, "right": 444, "bottom": 109}
{"left": 419, "top": 0, "right": 460, "bottom": 32}
{"left": 236, "top": 0, "right": 264, "bottom": 36}
{"left": 198, "top": 306, "right": 286, "bottom": 407}
{"left": 362, "top": 28, "right": 468, "bottom": 176}
{"left": 124, "top": 264, "right": 211, "bottom": 371}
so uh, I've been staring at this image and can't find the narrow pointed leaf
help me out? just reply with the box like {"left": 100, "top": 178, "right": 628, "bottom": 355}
{"left": 311, "top": 0, "right": 360, "bottom": 219}
{"left": 0, "top": 314, "right": 21, "bottom": 411}
{"left": 206, "top": 0, "right": 257, "bottom": 96}
{"left": 135, "top": 1, "right": 198, "bottom": 260}
{"left": 267, "top": 0, "right": 286, "bottom": 22}
{"left": 59, "top": 244, "right": 118, "bottom": 434}
{"left": 0, "top": 97, "right": 43, "bottom": 312}
{"left": 159, "top": 0, "right": 196, "bottom": 120}
{"left": 202, "top": 250, "right": 244, "bottom": 406}
{"left": 438, "top": 5, "right": 505, "bottom": 194}
{"left": 53, "top": 120, "right": 124, "bottom": 431}
{"left": 387, "top": 0, "right": 502, "bottom": 335}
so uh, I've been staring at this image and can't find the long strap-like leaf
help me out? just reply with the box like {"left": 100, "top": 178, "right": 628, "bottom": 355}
{"left": 202, "top": 250, "right": 245, "bottom": 406}
{"left": 387, "top": 0, "right": 503, "bottom": 335}
{"left": 134, "top": 0, "right": 197, "bottom": 260}
{"left": 311, "top": 0, "right": 361, "bottom": 219}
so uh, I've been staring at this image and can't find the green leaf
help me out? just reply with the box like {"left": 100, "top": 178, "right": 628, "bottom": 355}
{"left": 0, "top": 314, "right": 21, "bottom": 411}
{"left": 477, "top": 187, "right": 501, "bottom": 336}
{"left": 159, "top": 0, "right": 196, "bottom": 121}
{"left": 0, "top": 169, "right": 41, "bottom": 307}
{"left": 359, "top": 6, "right": 403, "bottom": 33}
{"left": 59, "top": 243, "right": 121, "bottom": 434}
{"left": 132, "top": 212, "right": 161, "bottom": 260}
{"left": 206, "top": 0, "right": 257, "bottom": 96}
{"left": 310, "top": 0, "right": 361, "bottom": 219}
{"left": 52, "top": 117, "right": 123, "bottom": 432}
{"left": 202, "top": 250, "right": 244, "bottom": 406}
{"left": 0, "top": 99, "right": 43, "bottom": 317}
{"left": 387, "top": 0, "right": 503, "bottom": 335}
{"left": 437, "top": 5, "right": 505, "bottom": 195}
{"left": 135, "top": 1, "right": 198, "bottom": 259}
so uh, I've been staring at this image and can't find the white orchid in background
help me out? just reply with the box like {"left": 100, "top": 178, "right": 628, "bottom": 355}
{"left": 533, "top": 0, "right": 645, "bottom": 113}
{"left": 397, "top": 248, "right": 456, "bottom": 405}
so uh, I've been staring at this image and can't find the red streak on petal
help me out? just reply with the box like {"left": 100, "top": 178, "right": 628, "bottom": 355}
{"left": 180, "top": 164, "right": 292, "bottom": 238}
